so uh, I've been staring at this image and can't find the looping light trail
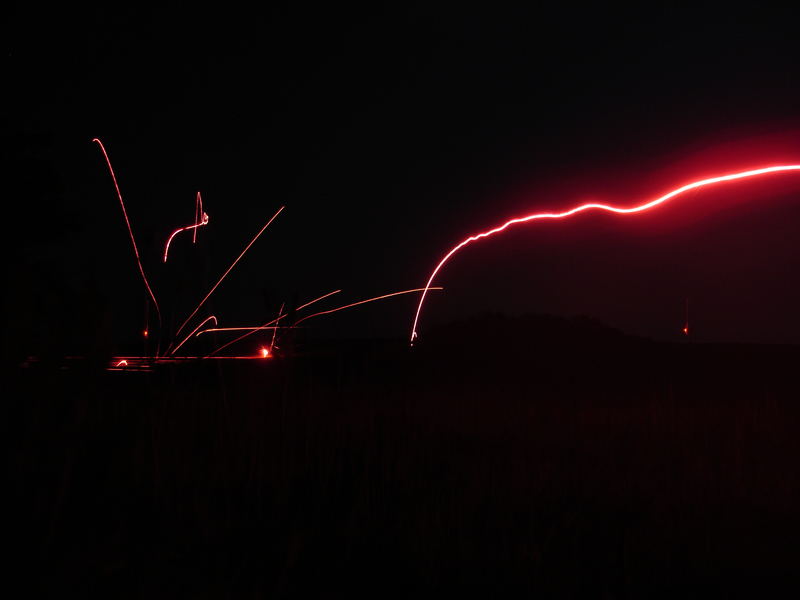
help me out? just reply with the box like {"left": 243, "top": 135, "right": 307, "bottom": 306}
{"left": 206, "top": 289, "right": 341, "bottom": 357}
{"left": 175, "top": 205, "right": 285, "bottom": 337}
{"left": 410, "top": 164, "right": 800, "bottom": 345}
{"left": 170, "top": 315, "right": 218, "bottom": 355}
{"left": 93, "top": 138, "right": 163, "bottom": 355}
{"left": 163, "top": 211, "right": 209, "bottom": 262}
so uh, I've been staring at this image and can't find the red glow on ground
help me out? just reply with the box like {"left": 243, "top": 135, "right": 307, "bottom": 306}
{"left": 175, "top": 206, "right": 284, "bottom": 337}
{"left": 410, "top": 164, "right": 800, "bottom": 344}
{"left": 260, "top": 347, "right": 270, "bottom": 358}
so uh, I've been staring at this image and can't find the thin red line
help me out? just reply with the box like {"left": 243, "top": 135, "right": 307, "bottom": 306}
{"left": 175, "top": 206, "right": 284, "bottom": 337}
{"left": 92, "top": 138, "right": 162, "bottom": 354}
{"left": 206, "top": 289, "right": 341, "bottom": 356}
{"left": 295, "top": 287, "right": 443, "bottom": 326}
{"left": 170, "top": 315, "right": 217, "bottom": 355}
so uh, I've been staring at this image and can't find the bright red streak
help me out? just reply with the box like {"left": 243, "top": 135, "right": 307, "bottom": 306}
{"left": 206, "top": 289, "right": 341, "bottom": 356}
{"left": 92, "top": 138, "right": 162, "bottom": 350}
{"left": 174, "top": 206, "right": 285, "bottom": 337}
{"left": 116, "top": 360, "right": 128, "bottom": 367}
{"left": 410, "top": 164, "right": 800, "bottom": 344}
{"left": 296, "top": 287, "right": 443, "bottom": 327}
{"left": 170, "top": 315, "right": 218, "bottom": 355}
{"left": 163, "top": 211, "right": 209, "bottom": 262}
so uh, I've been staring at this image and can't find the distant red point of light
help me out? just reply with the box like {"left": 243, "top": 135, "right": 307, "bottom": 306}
{"left": 260, "top": 347, "right": 270, "bottom": 358}
{"left": 410, "top": 164, "right": 800, "bottom": 344}
{"left": 143, "top": 329, "right": 149, "bottom": 338}
{"left": 683, "top": 327, "right": 689, "bottom": 335}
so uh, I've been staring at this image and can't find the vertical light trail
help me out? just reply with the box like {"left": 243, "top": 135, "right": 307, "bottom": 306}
{"left": 193, "top": 191, "right": 203, "bottom": 244}
{"left": 92, "top": 137, "right": 162, "bottom": 354}
{"left": 410, "top": 164, "right": 800, "bottom": 345}
{"left": 174, "top": 206, "right": 285, "bottom": 337}
{"left": 206, "top": 289, "right": 341, "bottom": 357}
{"left": 270, "top": 302, "right": 284, "bottom": 353}
{"left": 170, "top": 315, "right": 218, "bottom": 355}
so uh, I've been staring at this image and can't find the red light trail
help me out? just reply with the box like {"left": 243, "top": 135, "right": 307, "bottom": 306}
{"left": 205, "top": 289, "right": 341, "bottom": 357}
{"left": 174, "top": 205, "right": 285, "bottom": 337}
{"left": 170, "top": 315, "right": 218, "bottom": 355}
{"left": 92, "top": 138, "right": 163, "bottom": 353}
{"left": 193, "top": 191, "right": 204, "bottom": 244}
{"left": 163, "top": 210, "right": 209, "bottom": 262}
{"left": 295, "top": 287, "right": 443, "bottom": 327}
{"left": 269, "top": 302, "right": 284, "bottom": 354}
{"left": 410, "top": 164, "right": 800, "bottom": 345}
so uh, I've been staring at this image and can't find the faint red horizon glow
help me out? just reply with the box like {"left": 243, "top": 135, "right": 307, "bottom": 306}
{"left": 92, "top": 138, "right": 162, "bottom": 352}
{"left": 164, "top": 211, "right": 209, "bottom": 262}
{"left": 170, "top": 315, "right": 218, "bottom": 355}
{"left": 206, "top": 289, "right": 341, "bottom": 356}
{"left": 410, "top": 164, "right": 800, "bottom": 345}
{"left": 175, "top": 205, "right": 284, "bottom": 337}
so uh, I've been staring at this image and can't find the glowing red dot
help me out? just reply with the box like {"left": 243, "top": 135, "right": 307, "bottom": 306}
{"left": 682, "top": 327, "right": 689, "bottom": 335}
{"left": 143, "top": 329, "right": 149, "bottom": 338}
{"left": 260, "top": 347, "right": 270, "bottom": 358}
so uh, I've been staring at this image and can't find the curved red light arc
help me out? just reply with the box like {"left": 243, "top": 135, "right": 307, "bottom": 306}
{"left": 170, "top": 315, "right": 218, "bottom": 355}
{"left": 92, "top": 138, "right": 163, "bottom": 354}
{"left": 410, "top": 164, "right": 800, "bottom": 345}
{"left": 164, "top": 212, "right": 209, "bottom": 262}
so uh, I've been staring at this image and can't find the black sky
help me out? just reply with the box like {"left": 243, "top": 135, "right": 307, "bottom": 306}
{"left": 6, "top": 4, "right": 800, "bottom": 357}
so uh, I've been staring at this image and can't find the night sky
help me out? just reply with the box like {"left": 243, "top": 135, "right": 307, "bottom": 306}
{"left": 6, "top": 5, "right": 800, "bottom": 358}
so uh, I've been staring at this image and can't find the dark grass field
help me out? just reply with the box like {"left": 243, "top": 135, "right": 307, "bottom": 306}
{"left": 7, "top": 315, "right": 800, "bottom": 597}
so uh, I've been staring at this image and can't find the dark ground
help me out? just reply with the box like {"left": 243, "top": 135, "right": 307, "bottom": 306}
{"left": 7, "top": 314, "right": 800, "bottom": 597}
